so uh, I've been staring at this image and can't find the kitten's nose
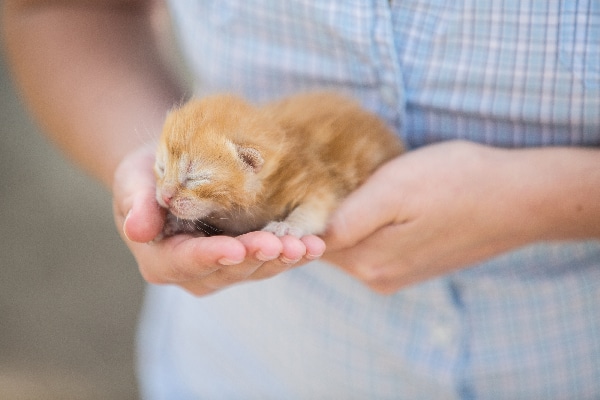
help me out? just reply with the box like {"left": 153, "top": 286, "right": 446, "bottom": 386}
{"left": 162, "top": 193, "right": 173, "bottom": 206}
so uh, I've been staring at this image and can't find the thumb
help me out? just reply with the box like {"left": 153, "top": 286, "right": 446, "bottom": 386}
{"left": 113, "top": 145, "right": 165, "bottom": 243}
{"left": 324, "top": 165, "right": 402, "bottom": 251}
{"left": 122, "top": 188, "right": 165, "bottom": 243}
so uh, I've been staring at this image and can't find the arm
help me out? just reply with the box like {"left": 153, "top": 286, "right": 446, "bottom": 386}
{"left": 2, "top": 0, "right": 179, "bottom": 186}
{"left": 324, "top": 140, "right": 600, "bottom": 293}
{"left": 2, "top": 0, "right": 325, "bottom": 296}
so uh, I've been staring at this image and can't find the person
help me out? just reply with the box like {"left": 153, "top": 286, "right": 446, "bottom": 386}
{"left": 3, "top": 0, "right": 599, "bottom": 398}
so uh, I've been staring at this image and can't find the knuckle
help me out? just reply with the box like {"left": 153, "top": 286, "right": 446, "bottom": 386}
{"left": 180, "top": 281, "right": 216, "bottom": 297}
{"left": 324, "top": 217, "right": 354, "bottom": 249}
{"left": 367, "top": 282, "right": 398, "bottom": 295}
{"left": 354, "top": 263, "right": 394, "bottom": 291}
{"left": 203, "top": 264, "right": 259, "bottom": 288}
{"left": 251, "top": 261, "right": 293, "bottom": 280}
{"left": 165, "top": 262, "right": 199, "bottom": 282}
{"left": 213, "top": 268, "right": 248, "bottom": 284}
{"left": 355, "top": 264, "right": 384, "bottom": 283}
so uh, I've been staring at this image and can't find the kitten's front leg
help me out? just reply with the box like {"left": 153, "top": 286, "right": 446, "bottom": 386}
{"left": 262, "top": 192, "right": 338, "bottom": 238}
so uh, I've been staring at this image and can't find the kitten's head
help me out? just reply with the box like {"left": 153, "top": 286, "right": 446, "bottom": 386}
{"left": 154, "top": 95, "right": 279, "bottom": 220}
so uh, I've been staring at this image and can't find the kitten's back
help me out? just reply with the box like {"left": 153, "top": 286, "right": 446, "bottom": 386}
{"left": 266, "top": 92, "right": 403, "bottom": 191}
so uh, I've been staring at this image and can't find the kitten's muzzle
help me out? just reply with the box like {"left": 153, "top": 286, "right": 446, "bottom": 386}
{"left": 156, "top": 186, "right": 176, "bottom": 208}
{"left": 162, "top": 193, "right": 173, "bottom": 206}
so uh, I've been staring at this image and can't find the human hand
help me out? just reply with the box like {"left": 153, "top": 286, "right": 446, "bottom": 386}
{"left": 323, "top": 140, "right": 539, "bottom": 294}
{"left": 112, "top": 145, "right": 325, "bottom": 296}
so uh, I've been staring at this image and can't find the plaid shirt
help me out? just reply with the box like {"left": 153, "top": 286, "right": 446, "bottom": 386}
{"left": 138, "top": 1, "right": 600, "bottom": 398}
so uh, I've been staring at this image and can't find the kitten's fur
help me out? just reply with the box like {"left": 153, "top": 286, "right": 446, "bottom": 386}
{"left": 154, "top": 92, "right": 404, "bottom": 238}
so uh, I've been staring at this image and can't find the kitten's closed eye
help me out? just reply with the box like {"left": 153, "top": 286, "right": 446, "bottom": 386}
{"left": 185, "top": 171, "right": 212, "bottom": 188}
{"left": 155, "top": 161, "right": 166, "bottom": 178}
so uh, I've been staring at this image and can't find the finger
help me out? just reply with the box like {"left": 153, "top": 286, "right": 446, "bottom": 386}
{"left": 137, "top": 235, "right": 247, "bottom": 284}
{"left": 237, "top": 231, "right": 284, "bottom": 262}
{"left": 301, "top": 235, "right": 326, "bottom": 261}
{"left": 325, "top": 222, "right": 410, "bottom": 270}
{"left": 324, "top": 164, "right": 401, "bottom": 250}
{"left": 113, "top": 145, "right": 156, "bottom": 216}
{"left": 249, "top": 235, "right": 325, "bottom": 280}
{"left": 279, "top": 234, "right": 307, "bottom": 263}
{"left": 239, "top": 232, "right": 308, "bottom": 281}
{"left": 200, "top": 260, "right": 265, "bottom": 289}
{"left": 113, "top": 146, "right": 164, "bottom": 243}
{"left": 122, "top": 191, "right": 165, "bottom": 243}
{"left": 199, "top": 232, "right": 283, "bottom": 289}
{"left": 323, "top": 223, "right": 439, "bottom": 293}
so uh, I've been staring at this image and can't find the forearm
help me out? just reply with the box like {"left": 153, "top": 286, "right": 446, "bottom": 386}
{"left": 498, "top": 145, "right": 600, "bottom": 242}
{"left": 2, "top": 0, "right": 184, "bottom": 187}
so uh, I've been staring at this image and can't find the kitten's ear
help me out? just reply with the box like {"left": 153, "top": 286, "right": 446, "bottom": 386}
{"left": 235, "top": 145, "right": 264, "bottom": 173}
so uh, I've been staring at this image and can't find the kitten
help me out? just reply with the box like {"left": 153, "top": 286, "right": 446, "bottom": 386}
{"left": 154, "top": 92, "right": 404, "bottom": 239}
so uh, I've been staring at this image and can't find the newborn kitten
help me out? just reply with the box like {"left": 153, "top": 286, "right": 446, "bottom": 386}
{"left": 154, "top": 92, "right": 404, "bottom": 239}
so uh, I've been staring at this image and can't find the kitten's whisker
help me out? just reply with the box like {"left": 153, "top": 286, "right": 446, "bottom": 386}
{"left": 195, "top": 225, "right": 213, "bottom": 236}
{"left": 207, "top": 215, "right": 229, "bottom": 220}
{"left": 191, "top": 219, "right": 223, "bottom": 236}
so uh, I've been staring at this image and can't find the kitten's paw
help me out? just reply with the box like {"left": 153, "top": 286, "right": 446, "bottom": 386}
{"left": 262, "top": 221, "right": 305, "bottom": 238}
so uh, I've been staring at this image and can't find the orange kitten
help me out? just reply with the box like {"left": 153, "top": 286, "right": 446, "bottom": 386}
{"left": 154, "top": 92, "right": 404, "bottom": 239}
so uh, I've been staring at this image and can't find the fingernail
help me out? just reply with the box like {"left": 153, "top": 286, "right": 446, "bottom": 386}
{"left": 123, "top": 210, "right": 133, "bottom": 241}
{"left": 218, "top": 257, "right": 242, "bottom": 266}
{"left": 305, "top": 252, "right": 323, "bottom": 261}
{"left": 280, "top": 256, "right": 301, "bottom": 264}
{"left": 256, "top": 251, "right": 276, "bottom": 262}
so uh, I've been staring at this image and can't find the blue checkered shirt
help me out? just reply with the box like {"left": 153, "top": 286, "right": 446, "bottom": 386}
{"left": 138, "top": 1, "right": 600, "bottom": 398}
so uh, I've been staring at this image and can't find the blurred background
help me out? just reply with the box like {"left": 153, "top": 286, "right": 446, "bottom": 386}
{"left": 0, "top": 3, "right": 162, "bottom": 399}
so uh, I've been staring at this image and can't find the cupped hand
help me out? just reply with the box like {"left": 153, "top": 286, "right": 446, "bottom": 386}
{"left": 323, "top": 140, "right": 537, "bottom": 294}
{"left": 112, "top": 145, "right": 325, "bottom": 296}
